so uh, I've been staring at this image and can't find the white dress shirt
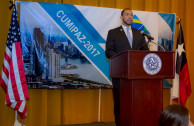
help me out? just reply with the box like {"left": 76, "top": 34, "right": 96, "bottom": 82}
{"left": 122, "top": 25, "right": 133, "bottom": 40}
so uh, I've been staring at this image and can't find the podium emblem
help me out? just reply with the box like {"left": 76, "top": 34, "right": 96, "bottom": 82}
{"left": 143, "top": 53, "right": 162, "bottom": 75}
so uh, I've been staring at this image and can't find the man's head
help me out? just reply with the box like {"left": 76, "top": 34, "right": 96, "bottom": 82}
{"left": 120, "top": 8, "right": 133, "bottom": 27}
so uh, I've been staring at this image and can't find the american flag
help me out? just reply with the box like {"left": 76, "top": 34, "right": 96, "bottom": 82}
{"left": 0, "top": 6, "right": 29, "bottom": 119}
{"left": 172, "top": 23, "right": 192, "bottom": 105}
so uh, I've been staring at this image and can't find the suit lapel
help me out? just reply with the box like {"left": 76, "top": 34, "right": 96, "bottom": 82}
{"left": 118, "top": 26, "right": 132, "bottom": 49}
{"left": 132, "top": 28, "right": 138, "bottom": 49}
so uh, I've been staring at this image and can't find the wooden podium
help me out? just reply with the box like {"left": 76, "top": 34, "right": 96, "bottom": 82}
{"left": 110, "top": 51, "right": 175, "bottom": 126}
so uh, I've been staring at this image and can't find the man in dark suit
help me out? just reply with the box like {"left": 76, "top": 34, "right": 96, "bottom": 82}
{"left": 105, "top": 8, "right": 149, "bottom": 126}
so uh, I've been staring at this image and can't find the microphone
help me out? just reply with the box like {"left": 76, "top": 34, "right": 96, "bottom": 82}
{"left": 140, "top": 31, "right": 154, "bottom": 40}
{"left": 140, "top": 31, "right": 165, "bottom": 51}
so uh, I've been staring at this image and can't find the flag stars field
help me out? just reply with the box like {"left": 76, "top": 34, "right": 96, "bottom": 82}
{"left": 177, "top": 43, "right": 185, "bottom": 57}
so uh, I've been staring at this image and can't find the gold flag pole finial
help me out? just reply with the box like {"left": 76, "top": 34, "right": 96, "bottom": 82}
{"left": 177, "top": 18, "right": 181, "bottom": 24}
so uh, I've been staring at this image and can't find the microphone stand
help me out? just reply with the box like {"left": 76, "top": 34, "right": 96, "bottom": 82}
{"left": 147, "top": 39, "right": 166, "bottom": 51}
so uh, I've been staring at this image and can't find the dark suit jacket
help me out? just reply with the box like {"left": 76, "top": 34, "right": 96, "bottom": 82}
{"left": 105, "top": 26, "right": 149, "bottom": 59}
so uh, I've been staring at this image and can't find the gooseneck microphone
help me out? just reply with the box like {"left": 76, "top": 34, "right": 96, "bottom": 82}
{"left": 140, "top": 31, "right": 165, "bottom": 51}
{"left": 140, "top": 30, "right": 154, "bottom": 40}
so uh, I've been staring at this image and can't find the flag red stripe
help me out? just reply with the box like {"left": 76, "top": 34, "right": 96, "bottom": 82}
{"left": 21, "top": 105, "right": 27, "bottom": 119}
{"left": 5, "top": 89, "right": 11, "bottom": 106}
{"left": 15, "top": 100, "right": 22, "bottom": 110}
{"left": 2, "top": 64, "right": 9, "bottom": 79}
{"left": 0, "top": 77, "right": 7, "bottom": 92}
{"left": 179, "top": 63, "right": 191, "bottom": 105}
{"left": 18, "top": 107, "right": 26, "bottom": 119}
{"left": 172, "top": 98, "right": 178, "bottom": 102}
{"left": 0, "top": 48, "right": 11, "bottom": 92}
{"left": 15, "top": 42, "right": 29, "bottom": 99}
{"left": 4, "top": 51, "right": 11, "bottom": 64}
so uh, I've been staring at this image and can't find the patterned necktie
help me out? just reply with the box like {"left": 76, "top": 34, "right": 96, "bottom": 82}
{"left": 126, "top": 28, "right": 133, "bottom": 47}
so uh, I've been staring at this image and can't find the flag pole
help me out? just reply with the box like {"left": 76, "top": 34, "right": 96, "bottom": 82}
{"left": 98, "top": 88, "right": 101, "bottom": 122}
{"left": 15, "top": 110, "right": 17, "bottom": 122}
{"left": 21, "top": 119, "right": 24, "bottom": 126}
{"left": 14, "top": 110, "right": 21, "bottom": 126}
{"left": 177, "top": 20, "right": 181, "bottom": 105}
{"left": 171, "top": 18, "right": 182, "bottom": 105}
{"left": 170, "top": 88, "right": 172, "bottom": 105}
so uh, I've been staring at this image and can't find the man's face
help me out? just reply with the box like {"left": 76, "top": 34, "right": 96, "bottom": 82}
{"left": 121, "top": 10, "right": 133, "bottom": 26}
